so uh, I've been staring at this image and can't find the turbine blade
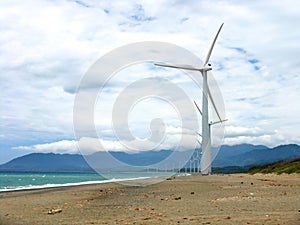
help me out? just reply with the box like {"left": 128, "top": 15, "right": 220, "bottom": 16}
{"left": 193, "top": 101, "right": 202, "bottom": 115}
{"left": 203, "top": 23, "right": 224, "bottom": 66}
{"left": 197, "top": 139, "right": 202, "bottom": 146}
{"left": 195, "top": 131, "right": 202, "bottom": 137}
{"left": 154, "top": 63, "right": 202, "bottom": 71}
{"left": 207, "top": 86, "right": 222, "bottom": 122}
{"left": 210, "top": 119, "right": 228, "bottom": 126}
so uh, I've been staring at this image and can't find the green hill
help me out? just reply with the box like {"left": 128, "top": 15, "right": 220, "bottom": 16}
{"left": 247, "top": 157, "right": 300, "bottom": 174}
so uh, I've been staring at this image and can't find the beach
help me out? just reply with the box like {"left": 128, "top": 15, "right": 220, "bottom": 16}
{"left": 0, "top": 173, "right": 299, "bottom": 225}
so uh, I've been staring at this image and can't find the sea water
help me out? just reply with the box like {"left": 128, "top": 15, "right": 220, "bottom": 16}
{"left": 0, "top": 171, "right": 176, "bottom": 192}
{"left": 0, "top": 172, "right": 106, "bottom": 191}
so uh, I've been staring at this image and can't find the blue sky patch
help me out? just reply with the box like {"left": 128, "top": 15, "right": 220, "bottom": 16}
{"left": 248, "top": 59, "right": 260, "bottom": 70}
{"left": 72, "top": 0, "right": 90, "bottom": 8}
{"left": 233, "top": 47, "right": 247, "bottom": 54}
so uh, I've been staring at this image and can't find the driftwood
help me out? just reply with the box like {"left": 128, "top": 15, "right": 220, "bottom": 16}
{"left": 48, "top": 208, "right": 62, "bottom": 214}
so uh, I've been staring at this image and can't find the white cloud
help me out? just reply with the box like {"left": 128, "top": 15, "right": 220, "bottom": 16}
{"left": 13, "top": 138, "right": 112, "bottom": 155}
{"left": 13, "top": 140, "right": 78, "bottom": 154}
{"left": 223, "top": 126, "right": 286, "bottom": 147}
{"left": 225, "top": 126, "right": 267, "bottom": 138}
{"left": 223, "top": 131, "right": 286, "bottom": 148}
{"left": 13, "top": 128, "right": 200, "bottom": 155}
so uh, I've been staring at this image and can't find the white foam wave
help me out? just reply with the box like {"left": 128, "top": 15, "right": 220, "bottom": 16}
{"left": 0, "top": 176, "right": 150, "bottom": 192}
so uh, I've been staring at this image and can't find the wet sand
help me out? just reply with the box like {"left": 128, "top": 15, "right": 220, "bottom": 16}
{"left": 0, "top": 173, "right": 299, "bottom": 225}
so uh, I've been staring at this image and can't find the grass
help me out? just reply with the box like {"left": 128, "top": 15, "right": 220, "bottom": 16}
{"left": 247, "top": 157, "right": 300, "bottom": 174}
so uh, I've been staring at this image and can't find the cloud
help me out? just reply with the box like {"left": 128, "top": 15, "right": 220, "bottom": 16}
{"left": 13, "top": 138, "right": 114, "bottom": 155}
{"left": 13, "top": 128, "right": 200, "bottom": 155}
{"left": 223, "top": 131, "right": 286, "bottom": 147}
{"left": 225, "top": 126, "right": 267, "bottom": 138}
{"left": 13, "top": 140, "right": 78, "bottom": 154}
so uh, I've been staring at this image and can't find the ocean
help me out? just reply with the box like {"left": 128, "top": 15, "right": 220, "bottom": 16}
{"left": 0, "top": 171, "right": 176, "bottom": 192}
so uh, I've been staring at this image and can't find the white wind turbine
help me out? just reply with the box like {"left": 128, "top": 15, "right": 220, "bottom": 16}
{"left": 154, "top": 23, "right": 227, "bottom": 175}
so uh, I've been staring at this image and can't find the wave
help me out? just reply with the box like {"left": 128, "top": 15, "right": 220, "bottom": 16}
{"left": 0, "top": 176, "right": 150, "bottom": 192}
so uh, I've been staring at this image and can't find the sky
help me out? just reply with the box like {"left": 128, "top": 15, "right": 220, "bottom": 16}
{"left": 1, "top": 0, "right": 300, "bottom": 164}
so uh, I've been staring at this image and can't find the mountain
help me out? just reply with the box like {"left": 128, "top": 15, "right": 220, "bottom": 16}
{"left": 214, "top": 144, "right": 269, "bottom": 159}
{"left": 110, "top": 150, "right": 172, "bottom": 166}
{"left": 213, "top": 144, "right": 300, "bottom": 167}
{"left": 0, "top": 150, "right": 174, "bottom": 173}
{"left": 0, "top": 153, "right": 93, "bottom": 173}
{"left": 0, "top": 144, "right": 299, "bottom": 172}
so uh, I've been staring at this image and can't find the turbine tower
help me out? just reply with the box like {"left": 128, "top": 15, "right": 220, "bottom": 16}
{"left": 154, "top": 23, "right": 226, "bottom": 175}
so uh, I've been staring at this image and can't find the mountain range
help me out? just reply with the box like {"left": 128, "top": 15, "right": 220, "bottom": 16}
{"left": 0, "top": 144, "right": 299, "bottom": 173}
{"left": 212, "top": 144, "right": 300, "bottom": 167}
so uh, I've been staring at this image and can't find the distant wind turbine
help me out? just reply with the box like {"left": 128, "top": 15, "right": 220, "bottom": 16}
{"left": 154, "top": 23, "right": 227, "bottom": 175}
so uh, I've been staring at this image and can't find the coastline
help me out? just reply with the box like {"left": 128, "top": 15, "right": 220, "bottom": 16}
{"left": 0, "top": 176, "right": 154, "bottom": 193}
{"left": 1, "top": 173, "right": 299, "bottom": 225}
{"left": 0, "top": 171, "right": 180, "bottom": 192}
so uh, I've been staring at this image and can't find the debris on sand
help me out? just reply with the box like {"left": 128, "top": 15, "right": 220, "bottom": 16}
{"left": 48, "top": 208, "right": 62, "bottom": 215}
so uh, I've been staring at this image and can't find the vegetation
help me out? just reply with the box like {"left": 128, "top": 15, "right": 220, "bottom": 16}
{"left": 212, "top": 166, "right": 250, "bottom": 174}
{"left": 247, "top": 157, "right": 300, "bottom": 174}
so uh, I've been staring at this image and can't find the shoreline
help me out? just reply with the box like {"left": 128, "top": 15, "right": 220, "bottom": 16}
{"left": 0, "top": 171, "right": 191, "bottom": 193}
{"left": 0, "top": 176, "right": 154, "bottom": 193}
{"left": 1, "top": 173, "right": 299, "bottom": 225}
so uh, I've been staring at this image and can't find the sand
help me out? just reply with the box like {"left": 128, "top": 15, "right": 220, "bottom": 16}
{"left": 0, "top": 173, "right": 299, "bottom": 225}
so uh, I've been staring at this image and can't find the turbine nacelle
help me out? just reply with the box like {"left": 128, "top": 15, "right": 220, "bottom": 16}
{"left": 202, "top": 66, "right": 212, "bottom": 72}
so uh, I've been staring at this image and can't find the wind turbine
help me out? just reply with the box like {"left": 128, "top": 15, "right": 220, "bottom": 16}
{"left": 154, "top": 23, "right": 226, "bottom": 175}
